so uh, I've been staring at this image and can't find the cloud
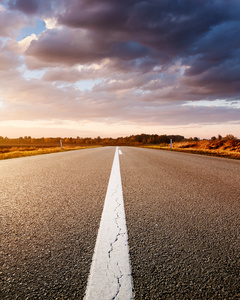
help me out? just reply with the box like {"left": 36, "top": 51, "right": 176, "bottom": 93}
{"left": 6, "top": 0, "right": 66, "bottom": 18}
{"left": 21, "top": 0, "right": 240, "bottom": 100}
{"left": 0, "top": 0, "right": 240, "bottom": 138}
{"left": 42, "top": 62, "right": 109, "bottom": 83}
{"left": 0, "top": 7, "right": 27, "bottom": 37}
{"left": 58, "top": 0, "right": 239, "bottom": 56}
{"left": 44, "top": 18, "right": 62, "bottom": 30}
{"left": 25, "top": 28, "right": 109, "bottom": 66}
{"left": 1, "top": 62, "right": 239, "bottom": 126}
{"left": 25, "top": 27, "right": 152, "bottom": 68}
{"left": 8, "top": 0, "right": 39, "bottom": 14}
{"left": 0, "top": 41, "right": 21, "bottom": 70}
{"left": 0, "top": 51, "right": 19, "bottom": 70}
{"left": 18, "top": 33, "right": 37, "bottom": 51}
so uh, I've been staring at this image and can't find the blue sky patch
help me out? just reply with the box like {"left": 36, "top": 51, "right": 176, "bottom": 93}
{"left": 16, "top": 18, "right": 46, "bottom": 41}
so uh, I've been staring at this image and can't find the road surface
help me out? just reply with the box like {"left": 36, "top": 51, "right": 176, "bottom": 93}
{"left": 1, "top": 147, "right": 240, "bottom": 299}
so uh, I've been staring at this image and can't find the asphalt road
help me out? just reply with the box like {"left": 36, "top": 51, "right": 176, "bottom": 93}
{"left": 1, "top": 147, "right": 114, "bottom": 299}
{"left": 1, "top": 147, "right": 240, "bottom": 299}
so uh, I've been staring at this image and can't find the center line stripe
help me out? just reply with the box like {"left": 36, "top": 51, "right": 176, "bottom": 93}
{"left": 84, "top": 147, "right": 134, "bottom": 300}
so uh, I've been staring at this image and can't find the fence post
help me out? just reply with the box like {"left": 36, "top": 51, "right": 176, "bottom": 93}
{"left": 60, "top": 139, "right": 63, "bottom": 149}
{"left": 170, "top": 139, "right": 172, "bottom": 149}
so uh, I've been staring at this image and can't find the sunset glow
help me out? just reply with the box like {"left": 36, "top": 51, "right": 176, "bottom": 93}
{"left": 0, "top": 0, "right": 239, "bottom": 139}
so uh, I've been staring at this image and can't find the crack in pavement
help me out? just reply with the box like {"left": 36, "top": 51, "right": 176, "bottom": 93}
{"left": 84, "top": 147, "right": 133, "bottom": 299}
{"left": 111, "top": 263, "right": 123, "bottom": 300}
{"left": 107, "top": 195, "right": 126, "bottom": 298}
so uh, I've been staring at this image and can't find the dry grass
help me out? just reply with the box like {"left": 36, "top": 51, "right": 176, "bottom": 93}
{"left": 0, "top": 145, "right": 100, "bottom": 160}
{"left": 144, "top": 139, "right": 240, "bottom": 159}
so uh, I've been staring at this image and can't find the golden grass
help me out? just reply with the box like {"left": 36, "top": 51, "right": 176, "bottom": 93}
{"left": 0, "top": 146, "right": 100, "bottom": 160}
{"left": 144, "top": 140, "right": 240, "bottom": 159}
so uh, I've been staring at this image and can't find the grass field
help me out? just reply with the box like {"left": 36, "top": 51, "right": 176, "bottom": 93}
{"left": 0, "top": 145, "right": 100, "bottom": 160}
{"left": 1, "top": 138, "right": 240, "bottom": 160}
{"left": 144, "top": 139, "right": 240, "bottom": 159}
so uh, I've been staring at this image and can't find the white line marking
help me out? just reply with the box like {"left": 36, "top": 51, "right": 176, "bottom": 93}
{"left": 119, "top": 149, "right": 122, "bottom": 155}
{"left": 84, "top": 147, "right": 133, "bottom": 300}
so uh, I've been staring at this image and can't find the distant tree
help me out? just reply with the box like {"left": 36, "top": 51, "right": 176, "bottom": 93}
{"left": 218, "top": 134, "right": 222, "bottom": 140}
{"left": 159, "top": 135, "right": 169, "bottom": 143}
{"left": 64, "top": 138, "right": 71, "bottom": 144}
{"left": 193, "top": 137, "right": 199, "bottom": 141}
{"left": 96, "top": 136, "right": 102, "bottom": 144}
{"left": 211, "top": 136, "right": 217, "bottom": 140}
{"left": 225, "top": 134, "right": 236, "bottom": 140}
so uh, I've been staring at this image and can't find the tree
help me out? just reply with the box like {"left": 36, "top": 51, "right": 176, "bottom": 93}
{"left": 225, "top": 134, "right": 236, "bottom": 140}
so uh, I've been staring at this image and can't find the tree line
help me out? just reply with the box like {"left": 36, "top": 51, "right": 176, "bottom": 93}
{"left": 0, "top": 134, "right": 185, "bottom": 146}
{"left": 1, "top": 133, "right": 237, "bottom": 147}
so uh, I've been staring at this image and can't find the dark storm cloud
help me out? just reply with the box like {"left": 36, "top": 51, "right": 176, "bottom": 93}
{"left": 184, "top": 20, "right": 240, "bottom": 72}
{"left": 6, "top": 0, "right": 64, "bottom": 16}
{"left": 24, "top": 1, "right": 240, "bottom": 93}
{"left": 8, "top": 0, "right": 39, "bottom": 14}
{"left": 26, "top": 28, "right": 152, "bottom": 66}
{"left": 182, "top": 56, "right": 240, "bottom": 100}
{"left": 58, "top": 0, "right": 239, "bottom": 55}
{"left": 5, "top": 0, "right": 240, "bottom": 100}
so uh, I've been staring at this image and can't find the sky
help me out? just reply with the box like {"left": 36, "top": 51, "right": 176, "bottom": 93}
{"left": 0, "top": 0, "right": 240, "bottom": 139}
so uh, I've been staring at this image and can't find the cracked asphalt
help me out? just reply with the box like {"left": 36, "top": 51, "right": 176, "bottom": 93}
{"left": 1, "top": 146, "right": 240, "bottom": 299}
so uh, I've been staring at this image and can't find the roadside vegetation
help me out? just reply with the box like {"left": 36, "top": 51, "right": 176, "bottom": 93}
{"left": 144, "top": 134, "right": 240, "bottom": 159}
{"left": 0, "top": 134, "right": 239, "bottom": 160}
{"left": 0, "top": 146, "right": 98, "bottom": 160}
{"left": 0, "top": 134, "right": 184, "bottom": 160}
